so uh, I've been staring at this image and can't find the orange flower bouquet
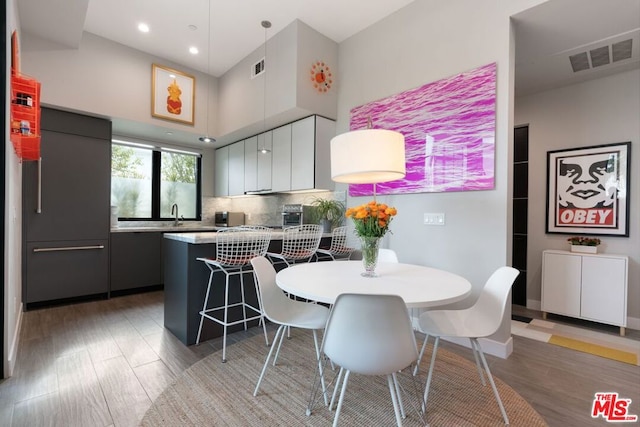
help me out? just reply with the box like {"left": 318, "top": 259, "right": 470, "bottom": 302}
{"left": 346, "top": 201, "right": 398, "bottom": 277}
{"left": 345, "top": 201, "right": 398, "bottom": 238}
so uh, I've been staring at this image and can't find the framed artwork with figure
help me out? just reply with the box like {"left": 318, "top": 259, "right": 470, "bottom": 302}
{"left": 151, "top": 64, "right": 195, "bottom": 125}
{"left": 546, "top": 142, "right": 630, "bottom": 236}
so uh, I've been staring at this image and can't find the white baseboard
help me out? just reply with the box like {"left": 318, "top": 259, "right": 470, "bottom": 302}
{"left": 5, "top": 304, "right": 23, "bottom": 378}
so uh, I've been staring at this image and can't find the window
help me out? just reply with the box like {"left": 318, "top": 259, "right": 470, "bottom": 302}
{"left": 111, "top": 141, "right": 201, "bottom": 220}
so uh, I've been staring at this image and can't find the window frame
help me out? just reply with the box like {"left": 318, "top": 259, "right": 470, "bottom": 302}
{"left": 112, "top": 140, "right": 202, "bottom": 221}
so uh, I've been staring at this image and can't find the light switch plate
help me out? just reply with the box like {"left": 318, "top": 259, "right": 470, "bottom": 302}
{"left": 423, "top": 213, "right": 445, "bottom": 225}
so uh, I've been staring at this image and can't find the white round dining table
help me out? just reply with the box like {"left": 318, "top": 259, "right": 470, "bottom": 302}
{"left": 275, "top": 260, "right": 472, "bottom": 308}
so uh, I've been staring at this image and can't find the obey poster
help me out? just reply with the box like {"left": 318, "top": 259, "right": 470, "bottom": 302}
{"left": 546, "top": 142, "right": 630, "bottom": 237}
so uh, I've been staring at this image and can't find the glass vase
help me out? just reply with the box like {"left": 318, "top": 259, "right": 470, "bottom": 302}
{"left": 361, "top": 236, "right": 381, "bottom": 277}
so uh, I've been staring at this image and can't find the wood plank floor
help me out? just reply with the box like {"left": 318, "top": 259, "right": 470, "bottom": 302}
{"left": 0, "top": 291, "right": 638, "bottom": 426}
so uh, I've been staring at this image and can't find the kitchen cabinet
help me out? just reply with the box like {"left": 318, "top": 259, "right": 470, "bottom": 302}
{"left": 244, "top": 133, "right": 273, "bottom": 194}
{"left": 23, "top": 108, "right": 111, "bottom": 305}
{"left": 214, "top": 145, "right": 229, "bottom": 196}
{"left": 271, "top": 124, "right": 292, "bottom": 192}
{"left": 286, "top": 115, "right": 336, "bottom": 191}
{"left": 541, "top": 250, "right": 628, "bottom": 335}
{"left": 110, "top": 232, "right": 163, "bottom": 292}
{"left": 228, "top": 140, "right": 245, "bottom": 196}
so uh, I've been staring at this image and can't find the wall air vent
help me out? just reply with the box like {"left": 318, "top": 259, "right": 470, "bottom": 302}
{"left": 612, "top": 39, "right": 633, "bottom": 62}
{"left": 251, "top": 57, "right": 265, "bottom": 79}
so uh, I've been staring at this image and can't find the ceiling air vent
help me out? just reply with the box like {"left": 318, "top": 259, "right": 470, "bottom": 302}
{"left": 612, "top": 39, "right": 633, "bottom": 62}
{"left": 569, "top": 52, "right": 590, "bottom": 72}
{"left": 589, "top": 46, "right": 610, "bottom": 68}
{"left": 569, "top": 39, "right": 634, "bottom": 73}
{"left": 251, "top": 57, "right": 265, "bottom": 79}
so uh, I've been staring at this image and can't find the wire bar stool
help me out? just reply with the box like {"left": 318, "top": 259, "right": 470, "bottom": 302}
{"left": 196, "top": 226, "right": 272, "bottom": 362}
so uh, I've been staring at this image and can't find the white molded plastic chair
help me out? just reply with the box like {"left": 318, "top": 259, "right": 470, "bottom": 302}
{"left": 419, "top": 266, "right": 520, "bottom": 426}
{"left": 251, "top": 256, "right": 330, "bottom": 403}
{"left": 378, "top": 248, "right": 399, "bottom": 263}
{"left": 267, "top": 224, "right": 323, "bottom": 269}
{"left": 322, "top": 293, "right": 418, "bottom": 427}
{"left": 195, "top": 226, "right": 272, "bottom": 362}
{"left": 315, "top": 226, "right": 354, "bottom": 261}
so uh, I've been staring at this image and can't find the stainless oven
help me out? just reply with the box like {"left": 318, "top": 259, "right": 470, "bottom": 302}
{"left": 215, "top": 211, "right": 245, "bottom": 227}
{"left": 281, "top": 204, "right": 314, "bottom": 228}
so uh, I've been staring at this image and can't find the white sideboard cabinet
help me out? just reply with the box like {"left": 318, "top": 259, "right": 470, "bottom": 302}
{"left": 541, "top": 249, "right": 628, "bottom": 335}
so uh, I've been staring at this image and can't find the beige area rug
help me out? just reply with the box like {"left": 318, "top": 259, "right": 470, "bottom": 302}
{"left": 141, "top": 329, "right": 547, "bottom": 426}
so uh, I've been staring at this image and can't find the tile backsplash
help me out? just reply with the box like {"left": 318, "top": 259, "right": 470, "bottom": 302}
{"left": 203, "top": 190, "right": 345, "bottom": 226}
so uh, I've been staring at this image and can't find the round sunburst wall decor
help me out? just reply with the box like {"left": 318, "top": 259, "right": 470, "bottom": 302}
{"left": 310, "top": 61, "right": 333, "bottom": 93}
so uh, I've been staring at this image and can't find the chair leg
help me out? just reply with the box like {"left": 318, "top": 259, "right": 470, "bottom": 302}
{"left": 221, "top": 273, "right": 231, "bottom": 362}
{"left": 239, "top": 268, "right": 248, "bottom": 331}
{"left": 272, "top": 323, "right": 287, "bottom": 366}
{"left": 470, "top": 338, "right": 486, "bottom": 386}
{"left": 388, "top": 374, "right": 404, "bottom": 427}
{"left": 330, "top": 367, "right": 344, "bottom": 411}
{"left": 392, "top": 372, "right": 406, "bottom": 420}
{"left": 473, "top": 338, "right": 510, "bottom": 425}
{"left": 196, "top": 268, "right": 214, "bottom": 345}
{"left": 312, "top": 330, "right": 328, "bottom": 406}
{"left": 332, "top": 370, "right": 351, "bottom": 427}
{"left": 254, "top": 324, "right": 286, "bottom": 396}
{"left": 422, "top": 336, "right": 440, "bottom": 412}
{"left": 413, "top": 334, "right": 429, "bottom": 376}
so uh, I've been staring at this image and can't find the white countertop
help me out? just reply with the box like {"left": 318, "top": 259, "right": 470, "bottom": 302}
{"left": 163, "top": 229, "right": 332, "bottom": 244}
{"left": 111, "top": 225, "right": 219, "bottom": 233}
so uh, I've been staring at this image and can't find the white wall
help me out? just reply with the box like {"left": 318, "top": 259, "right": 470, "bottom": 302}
{"left": 336, "top": 0, "right": 543, "bottom": 351}
{"left": 515, "top": 69, "right": 640, "bottom": 325}
{"left": 216, "top": 20, "right": 338, "bottom": 144}
{"left": 4, "top": 0, "right": 24, "bottom": 377}
{"left": 20, "top": 32, "right": 219, "bottom": 141}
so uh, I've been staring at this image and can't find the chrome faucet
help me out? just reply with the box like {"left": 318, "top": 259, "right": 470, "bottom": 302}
{"left": 171, "top": 203, "right": 181, "bottom": 226}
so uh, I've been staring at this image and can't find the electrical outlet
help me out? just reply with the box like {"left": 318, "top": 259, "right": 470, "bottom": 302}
{"left": 423, "top": 213, "right": 445, "bottom": 225}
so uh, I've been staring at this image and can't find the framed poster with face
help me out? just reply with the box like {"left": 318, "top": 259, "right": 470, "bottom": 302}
{"left": 546, "top": 142, "right": 630, "bottom": 236}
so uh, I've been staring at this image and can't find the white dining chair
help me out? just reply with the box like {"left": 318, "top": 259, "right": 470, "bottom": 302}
{"left": 418, "top": 266, "right": 519, "bottom": 426}
{"left": 378, "top": 248, "right": 399, "bottom": 263}
{"left": 195, "top": 226, "right": 272, "bottom": 362}
{"left": 250, "top": 256, "right": 330, "bottom": 404}
{"left": 322, "top": 293, "right": 419, "bottom": 427}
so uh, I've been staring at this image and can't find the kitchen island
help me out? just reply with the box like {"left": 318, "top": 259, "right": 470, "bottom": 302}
{"left": 163, "top": 230, "right": 330, "bottom": 345}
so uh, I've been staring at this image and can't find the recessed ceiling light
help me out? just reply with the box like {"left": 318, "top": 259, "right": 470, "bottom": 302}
{"left": 199, "top": 136, "right": 215, "bottom": 143}
{"left": 138, "top": 23, "right": 150, "bottom": 33}
{"left": 166, "top": 132, "right": 173, "bottom": 136}
{"left": 189, "top": 46, "right": 199, "bottom": 55}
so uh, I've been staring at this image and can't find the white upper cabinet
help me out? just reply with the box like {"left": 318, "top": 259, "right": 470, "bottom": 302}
{"left": 257, "top": 131, "right": 272, "bottom": 192}
{"left": 291, "top": 116, "right": 335, "bottom": 191}
{"left": 214, "top": 145, "right": 229, "bottom": 197}
{"left": 228, "top": 140, "right": 245, "bottom": 196}
{"left": 244, "top": 133, "right": 272, "bottom": 193}
{"left": 217, "top": 115, "right": 335, "bottom": 196}
{"left": 244, "top": 136, "right": 258, "bottom": 193}
{"left": 271, "top": 124, "right": 292, "bottom": 192}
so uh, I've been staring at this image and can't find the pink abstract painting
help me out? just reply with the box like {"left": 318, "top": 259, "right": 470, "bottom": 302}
{"left": 349, "top": 62, "right": 496, "bottom": 196}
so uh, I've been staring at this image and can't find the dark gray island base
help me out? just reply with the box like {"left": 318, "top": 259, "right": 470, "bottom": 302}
{"left": 163, "top": 231, "right": 329, "bottom": 345}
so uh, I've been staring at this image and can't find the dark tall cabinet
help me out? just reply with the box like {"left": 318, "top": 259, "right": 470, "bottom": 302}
{"left": 23, "top": 108, "right": 111, "bottom": 305}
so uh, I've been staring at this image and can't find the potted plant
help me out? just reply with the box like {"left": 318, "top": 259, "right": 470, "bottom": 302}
{"left": 310, "top": 198, "right": 346, "bottom": 233}
{"left": 567, "top": 236, "right": 601, "bottom": 254}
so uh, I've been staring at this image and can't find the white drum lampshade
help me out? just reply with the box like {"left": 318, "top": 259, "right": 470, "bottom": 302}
{"left": 330, "top": 129, "right": 406, "bottom": 184}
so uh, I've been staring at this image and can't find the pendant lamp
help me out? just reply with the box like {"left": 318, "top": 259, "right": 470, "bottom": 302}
{"left": 199, "top": 0, "right": 215, "bottom": 143}
{"left": 258, "top": 20, "right": 271, "bottom": 154}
